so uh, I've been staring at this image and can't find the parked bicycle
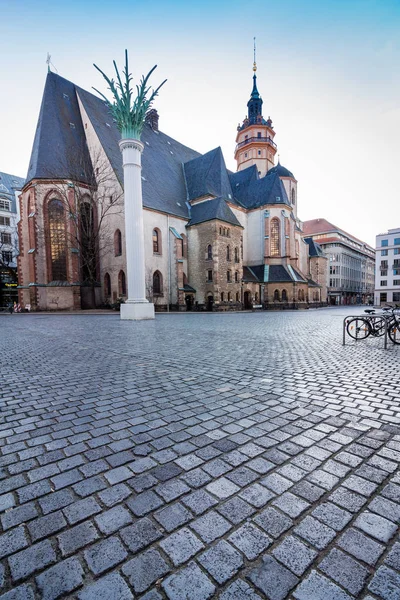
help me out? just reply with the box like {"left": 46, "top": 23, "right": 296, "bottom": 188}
{"left": 346, "top": 306, "right": 400, "bottom": 344}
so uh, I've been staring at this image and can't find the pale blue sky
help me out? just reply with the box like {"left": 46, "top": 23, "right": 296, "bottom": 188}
{"left": 1, "top": 0, "right": 399, "bottom": 245}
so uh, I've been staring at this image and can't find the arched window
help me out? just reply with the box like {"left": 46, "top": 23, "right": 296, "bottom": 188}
{"left": 236, "top": 292, "right": 240, "bottom": 302}
{"left": 270, "top": 218, "right": 280, "bottom": 257}
{"left": 235, "top": 271, "right": 239, "bottom": 283}
{"left": 221, "top": 292, "right": 224, "bottom": 302}
{"left": 207, "top": 245, "right": 213, "bottom": 260}
{"left": 282, "top": 289, "right": 288, "bottom": 302}
{"left": 274, "top": 289, "right": 280, "bottom": 302}
{"left": 47, "top": 198, "right": 67, "bottom": 281}
{"left": 153, "top": 271, "right": 163, "bottom": 295}
{"left": 227, "top": 246, "right": 230, "bottom": 261}
{"left": 291, "top": 188, "right": 296, "bottom": 205}
{"left": 298, "top": 289, "right": 304, "bottom": 301}
{"left": 153, "top": 229, "right": 161, "bottom": 254}
{"left": 183, "top": 272, "right": 188, "bottom": 286}
{"left": 114, "top": 229, "right": 122, "bottom": 256}
{"left": 118, "top": 270, "right": 126, "bottom": 296}
{"left": 255, "top": 292, "right": 259, "bottom": 303}
{"left": 228, "top": 292, "right": 231, "bottom": 301}
{"left": 104, "top": 273, "right": 111, "bottom": 297}
{"left": 180, "top": 234, "right": 187, "bottom": 258}
{"left": 235, "top": 247, "right": 239, "bottom": 263}
{"left": 227, "top": 270, "right": 231, "bottom": 282}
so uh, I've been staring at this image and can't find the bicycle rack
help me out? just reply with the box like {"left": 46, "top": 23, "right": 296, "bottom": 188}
{"left": 343, "top": 314, "right": 390, "bottom": 350}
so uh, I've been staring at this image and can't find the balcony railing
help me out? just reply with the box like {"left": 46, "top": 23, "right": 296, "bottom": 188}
{"left": 235, "top": 136, "right": 277, "bottom": 152}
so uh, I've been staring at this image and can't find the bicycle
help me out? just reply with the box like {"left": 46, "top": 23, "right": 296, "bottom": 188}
{"left": 346, "top": 306, "right": 400, "bottom": 342}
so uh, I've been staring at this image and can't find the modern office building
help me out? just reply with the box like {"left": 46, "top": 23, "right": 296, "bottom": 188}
{"left": 374, "top": 227, "right": 400, "bottom": 306}
{"left": 302, "top": 218, "right": 375, "bottom": 305}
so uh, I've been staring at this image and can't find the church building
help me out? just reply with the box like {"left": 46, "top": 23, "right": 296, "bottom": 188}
{"left": 17, "top": 60, "right": 327, "bottom": 311}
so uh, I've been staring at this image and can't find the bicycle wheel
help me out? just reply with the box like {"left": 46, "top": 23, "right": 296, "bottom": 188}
{"left": 346, "top": 318, "right": 371, "bottom": 340}
{"left": 370, "top": 316, "right": 387, "bottom": 337}
{"left": 388, "top": 323, "right": 400, "bottom": 345}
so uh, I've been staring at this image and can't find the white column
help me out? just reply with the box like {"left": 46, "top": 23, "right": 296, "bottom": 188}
{"left": 119, "top": 138, "right": 154, "bottom": 320}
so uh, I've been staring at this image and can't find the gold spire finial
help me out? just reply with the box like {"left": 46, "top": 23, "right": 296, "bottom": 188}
{"left": 253, "top": 37, "right": 257, "bottom": 72}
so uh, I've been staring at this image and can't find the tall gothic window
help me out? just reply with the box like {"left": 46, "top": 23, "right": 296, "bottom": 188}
{"left": 118, "top": 270, "right": 126, "bottom": 296}
{"left": 153, "top": 271, "right": 162, "bottom": 294}
{"left": 291, "top": 188, "right": 296, "bottom": 205}
{"left": 235, "top": 247, "right": 239, "bottom": 262}
{"left": 48, "top": 199, "right": 67, "bottom": 281}
{"left": 104, "top": 272, "right": 111, "bottom": 297}
{"left": 114, "top": 229, "right": 122, "bottom": 256}
{"left": 153, "top": 229, "right": 161, "bottom": 254}
{"left": 270, "top": 218, "right": 280, "bottom": 257}
{"left": 227, "top": 246, "right": 230, "bottom": 261}
{"left": 207, "top": 245, "right": 213, "bottom": 260}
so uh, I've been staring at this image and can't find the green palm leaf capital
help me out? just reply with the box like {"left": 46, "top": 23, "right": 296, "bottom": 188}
{"left": 93, "top": 50, "right": 167, "bottom": 140}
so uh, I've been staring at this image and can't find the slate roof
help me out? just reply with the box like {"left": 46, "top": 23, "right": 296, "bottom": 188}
{"left": 26, "top": 72, "right": 292, "bottom": 221}
{"left": 268, "top": 162, "right": 295, "bottom": 179}
{"left": 184, "top": 148, "right": 233, "bottom": 202}
{"left": 304, "top": 237, "right": 325, "bottom": 257}
{"left": 187, "top": 198, "right": 242, "bottom": 228}
{"left": 0, "top": 171, "right": 25, "bottom": 214}
{"left": 242, "top": 264, "right": 307, "bottom": 283}
{"left": 229, "top": 168, "right": 290, "bottom": 209}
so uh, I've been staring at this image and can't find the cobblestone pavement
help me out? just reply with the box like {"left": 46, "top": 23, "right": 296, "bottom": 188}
{"left": 1, "top": 307, "right": 400, "bottom": 599}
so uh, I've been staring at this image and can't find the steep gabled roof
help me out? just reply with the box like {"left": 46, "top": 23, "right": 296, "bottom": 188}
{"left": 187, "top": 197, "right": 242, "bottom": 228}
{"left": 26, "top": 72, "right": 94, "bottom": 185}
{"left": 184, "top": 147, "right": 233, "bottom": 202}
{"left": 304, "top": 237, "right": 325, "bottom": 257}
{"left": 242, "top": 263, "right": 307, "bottom": 283}
{"left": 0, "top": 171, "right": 25, "bottom": 214}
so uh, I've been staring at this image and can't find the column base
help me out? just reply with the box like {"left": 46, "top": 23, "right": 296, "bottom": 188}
{"left": 120, "top": 302, "right": 155, "bottom": 321}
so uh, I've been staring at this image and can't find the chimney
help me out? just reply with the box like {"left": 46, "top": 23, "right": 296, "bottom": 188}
{"left": 145, "top": 109, "right": 159, "bottom": 132}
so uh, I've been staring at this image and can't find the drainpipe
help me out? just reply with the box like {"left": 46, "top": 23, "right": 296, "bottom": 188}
{"left": 167, "top": 215, "right": 170, "bottom": 312}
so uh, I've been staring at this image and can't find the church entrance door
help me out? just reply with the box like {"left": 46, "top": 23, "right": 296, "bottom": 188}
{"left": 185, "top": 295, "right": 193, "bottom": 311}
{"left": 206, "top": 295, "right": 214, "bottom": 311}
{"left": 244, "top": 291, "right": 252, "bottom": 310}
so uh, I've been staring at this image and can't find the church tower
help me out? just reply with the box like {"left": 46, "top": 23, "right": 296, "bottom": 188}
{"left": 234, "top": 47, "right": 277, "bottom": 177}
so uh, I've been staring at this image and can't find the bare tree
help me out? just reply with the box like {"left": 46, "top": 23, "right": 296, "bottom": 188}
{"left": 39, "top": 147, "right": 124, "bottom": 308}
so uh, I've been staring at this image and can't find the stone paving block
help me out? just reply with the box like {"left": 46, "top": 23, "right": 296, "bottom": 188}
{"left": 190, "top": 510, "right": 232, "bottom": 543}
{"left": 329, "top": 487, "right": 367, "bottom": 513}
{"left": 128, "top": 472, "right": 158, "bottom": 493}
{"left": 206, "top": 477, "right": 239, "bottom": 498}
{"left": 39, "top": 489, "right": 75, "bottom": 515}
{"left": 319, "top": 548, "right": 369, "bottom": 595}
{"left": 217, "top": 496, "right": 255, "bottom": 524}
{"left": 181, "top": 467, "right": 212, "bottom": 488}
{"left": 152, "top": 463, "right": 183, "bottom": 482}
{"left": 58, "top": 520, "right": 99, "bottom": 556}
{"left": 293, "top": 570, "right": 352, "bottom": 600}
{"left": 225, "top": 466, "right": 259, "bottom": 487}
{"left": 368, "top": 565, "right": 400, "bottom": 598}
{"left": 261, "top": 472, "right": 293, "bottom": 494}
{"left": 382, "top": 482, "right": 400, "bottom": 502}
{"left": 239, "top": 483, "right": 275, "bottom": 507}
{"left": 17, "top": 480, "right": 52, "bottom": 504}
{"left": 28, "top": 510, "right": 67, "bottom": 541}
{"left": 0, "top": 492, "right": 16, "bottom": 512}
{"left": 294, "top": 515, "right": 336, "bottom": 549}
{"left": 338, "top": 527, "right": 384, "bottom": 565}
{"left": 343, "top": 474, "right": 378, "bottom": 496}
{"left": 385, "top": 542, "right": 400, "bottom": 571}
{"left": 94, "top": 505, "right": 133, "bottom": 534}
{"left": 127, "top": 490, "right": 163, "bottom": 516}
{"left": 155, "top": 478, "right": 190, "bottom": 502}
{"left": 198, "top": 540, "right": 243, "bottom": 584}
{"left": 160, "top": 527, "right": 204, "bottom": 566}
{"left": 181, "top": 489, "right": 218, "bottom": 515}
{"left": 272, "top": 492, "right": 310, "bottom": 518}
{"left": 1, "top": 502, "right": 38, "bottom": 530}
{"left": 84, "top": 536, "right": 127, "bottom": 575}
{"left": 77, "top": 572, "right": 134, "bottom": 599}
{"left": 0, "top": 585, "right": 35, "bottom": 599}
{"left": 356, "top": 463, "right": 388, "bottom": 484}
{"left": 247, "top": 555, "right": 299, "bottom": 600}
{"left": 369, "top": 495, "right": 400, "bottom": 524}
{"left": 63, "top": 497, "right": 101, "bottom": 525}
{"left": 174, "top": 455, "right": 204, "bottom": 471}
{"left": 120, "top": 517, "right": 162, "bottom": 553}
{"left": 354, "top": 511, "right": 397, "bottom": 543}
{"left": 154, "top": 502, "right": 192, "bottom": 532}
{"left": 272, "top": 535, "right": 317, "bottom": 576}
{"left": 97, "top": 483, "right": 131, "bottom": 507}
{"left": 254, "top": 506, "right": 293, "bottom": 539}
{"left": 219, "top": 580, "right": 263, "bottom": 600}
{"left": 162, "top": 561, "right": 215, "bottom": 600}
{"left": 229, "top": 522, "right": 272, "bottom": 559}
{"left": 122, "top": 548, "right": 169, "bottom": 593}
{"left": 312, "top": 502, "right": 352, "bottom": 531}
{"left": 9, "top": 539, "right": 56, "bottom": 582}
{"left": 73, "top": 475, "right": 107, "bottom": 497}
{"left": 36, "top": 556, "right": 84, "bottom": 599}
{"left": 0, "top": 526, "right": 28, "bottom": 559}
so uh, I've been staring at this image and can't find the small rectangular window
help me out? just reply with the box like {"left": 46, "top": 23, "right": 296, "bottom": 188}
{"left": 1, "top": 251, "right": 13, "bottom": 263}
{"left": 380, "top": 292, "right": 387, "bottom": 302}
{"left": 381, "top": 249, "right": 388, "bottom": 256}
{"left": 381, "top": 240, "right": 388, "bottom": 247}
{"left": 394, "top": 248, "right": 400, "bottom": 255}
{"left": 393, "top": 292, "right": 400, "bottom": 302}
{"left": 394, "top": 238, "right": 400, "bottom": 245}
{"left": 0, "top": 199, "right": 10, "bottom": 211}
{"left": 1, "top": 232, "right": 11, "bottom": 244}
{"left": 0, "top": 216, "right": 10, "bottom": 226}
{"left": 381, "top": 280, "right": 387, "bottom": 286}
{"left": 394, "top": 280, "right": 400, "bottom": 286}
{"left": 207, "top": 270, "right": 213, "bottom": 282}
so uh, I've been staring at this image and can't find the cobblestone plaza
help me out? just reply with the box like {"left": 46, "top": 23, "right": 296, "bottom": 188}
{"left": 1, "top": 307, "right": 400, "bottom": 599}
